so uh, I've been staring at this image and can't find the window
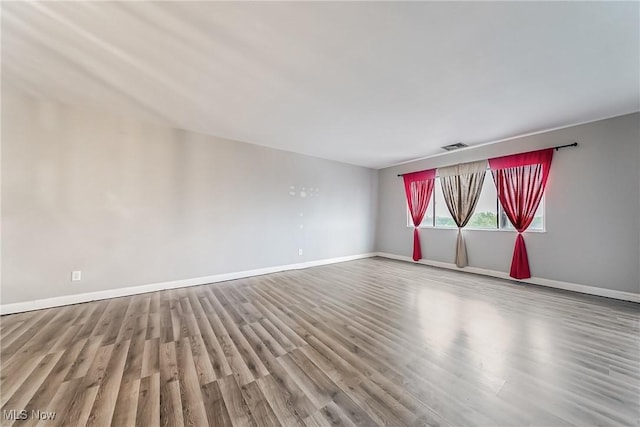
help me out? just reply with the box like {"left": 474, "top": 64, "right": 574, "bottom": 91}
{"left": 467, "top": 175, "right": 498, "bottom": 229}
{"left": 407, "top": 170, "right": 545, "bottom": 231}
{"left": 434, "top": 180, "right": 455, "bottom": 228}
{"left": 500, "top": 197, "right": 544, "bottom": 231}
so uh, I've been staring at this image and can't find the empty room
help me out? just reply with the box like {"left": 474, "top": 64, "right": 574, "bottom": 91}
{"left": 1, "top": 1, "right": 639, "bottom": 426}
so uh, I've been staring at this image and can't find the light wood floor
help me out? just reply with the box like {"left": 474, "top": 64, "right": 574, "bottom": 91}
{"left": 1, "top": 257, "right": 638, "bottom": 426}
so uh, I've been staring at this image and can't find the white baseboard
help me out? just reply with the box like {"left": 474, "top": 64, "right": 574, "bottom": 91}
{"left": 0, "top": 253, "right": 376, "bottom": 315}
{"left": 375, "top": 252, "right": 640, "bottom": 303}
{"left": 5, "top": 251, "right": 635, "bottom": 314}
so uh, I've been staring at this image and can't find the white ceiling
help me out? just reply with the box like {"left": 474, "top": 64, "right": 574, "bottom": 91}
{"left": 2, "top": 1, "right": 638, "bottom": 168}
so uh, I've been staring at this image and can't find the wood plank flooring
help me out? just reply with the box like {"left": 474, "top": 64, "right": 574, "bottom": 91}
{"left": 1, "top": 257, "right": 638, "bottom": 426}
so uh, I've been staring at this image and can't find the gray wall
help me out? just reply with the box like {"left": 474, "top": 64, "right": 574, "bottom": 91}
{"left": 376, "top": 113, "right": 640, "bottom": 294}
{"left": 3, "top": 87, "right": 638, "bottom": 305}
{"left": 1, "top": 90, "right": 377, "bottom": 304}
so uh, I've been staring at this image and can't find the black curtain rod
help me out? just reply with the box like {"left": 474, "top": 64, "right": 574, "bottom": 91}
{"left": 397, "top": 142, "right": 578, "bottom": 177}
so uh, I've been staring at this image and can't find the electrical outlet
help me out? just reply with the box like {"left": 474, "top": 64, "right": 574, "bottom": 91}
{"left": 71, "top": 271, "right": 82, "bottom": 281}
{"left": 298, "top": 249, "right": 303, "bottom": 256}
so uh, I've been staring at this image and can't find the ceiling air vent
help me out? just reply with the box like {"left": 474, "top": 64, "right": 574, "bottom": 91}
{"left": 441, "top": 142, "right": 468, "bottom": 151}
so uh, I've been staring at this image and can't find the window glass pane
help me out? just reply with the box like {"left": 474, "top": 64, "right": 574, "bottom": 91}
{"left": 499, "top": 197, "right": 544, "bottom": 231}
{"left": 422, "top": 205, "right": 434, "bottom": 227}
{"left": 467, "top": 171, "right": 497, "bottom": 229}
{"left": 406, "top": 195, "right": 434, "bottom": 227}
{"left": 499, "top": 207, "right": 513, "bottom": 229}
{"left": 434, "top": 179, "right": 456, "bottom": 227}
{"left": 530, "top": 198, "right": 544, "bottom": 230}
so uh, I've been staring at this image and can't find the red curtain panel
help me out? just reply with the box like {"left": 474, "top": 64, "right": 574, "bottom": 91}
{"left": 403, "top": 169, "right": 436, "bottom": 261}
{"left": 489, "top": 148, "right": 553, "bottom": 279}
